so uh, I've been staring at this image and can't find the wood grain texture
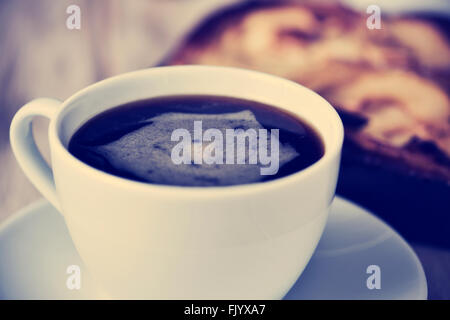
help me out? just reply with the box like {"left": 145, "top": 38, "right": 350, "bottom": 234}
{"left": 0, "top": 0, "right": 98, "bottom": 220}
{"left": 0, "top": 0, "right": 213, "bottom": 219}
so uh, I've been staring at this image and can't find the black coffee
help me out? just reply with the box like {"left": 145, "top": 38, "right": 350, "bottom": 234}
{"left": 68, "top": 95, "right": 323, "bottom": 187}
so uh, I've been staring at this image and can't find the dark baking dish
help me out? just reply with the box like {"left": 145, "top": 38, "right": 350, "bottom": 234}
{"left": 161, "top": 0, "right": 450, "bottom": 248}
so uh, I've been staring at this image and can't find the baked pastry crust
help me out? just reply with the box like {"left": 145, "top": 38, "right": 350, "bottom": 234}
{"left": 169, "top": 0, "right": 450, "bottom": 182}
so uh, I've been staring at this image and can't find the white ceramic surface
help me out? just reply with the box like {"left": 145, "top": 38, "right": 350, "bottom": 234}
{"left": 10, "top": 66, "right": 343, "bottom": 299}
{"left": 0, "top": 197, "right": 427, "bottom": 300}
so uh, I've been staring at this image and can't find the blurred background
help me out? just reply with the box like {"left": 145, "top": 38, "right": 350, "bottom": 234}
{"left": 0, "top": 0, "right": 241, "bottom": 218}
{"left": 0, "top": 0, "right": 449, "bottom": 298}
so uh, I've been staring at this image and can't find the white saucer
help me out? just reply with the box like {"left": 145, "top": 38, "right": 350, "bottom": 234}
{"left": 0, "top": 197, "right": 427, "bottom": 300}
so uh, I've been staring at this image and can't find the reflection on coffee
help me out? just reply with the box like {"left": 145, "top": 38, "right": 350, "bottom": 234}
{"left": 68, "top": 95, "right": 324, "bottom": 186}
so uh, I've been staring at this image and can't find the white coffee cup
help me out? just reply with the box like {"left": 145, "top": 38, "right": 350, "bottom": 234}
{"left": 10, "top": 66, "right": 343, "bottom": 299}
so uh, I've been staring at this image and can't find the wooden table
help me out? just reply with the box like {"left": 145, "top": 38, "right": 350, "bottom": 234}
{"left": 0, "top": 0, "right": 449, "bottom": 299}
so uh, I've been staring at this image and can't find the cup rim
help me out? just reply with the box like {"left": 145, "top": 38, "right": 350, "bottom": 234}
{"left": 49, "top": 65, "right": 344, "bottom": 197}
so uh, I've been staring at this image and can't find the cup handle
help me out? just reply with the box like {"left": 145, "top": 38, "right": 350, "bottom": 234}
{"left": 10, "top": 98, "right": 62, "bottom": 212}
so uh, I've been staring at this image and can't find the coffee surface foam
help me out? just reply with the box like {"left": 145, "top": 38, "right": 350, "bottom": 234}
{"left": 88, "top": 110, "right": 298, "bottom": 186}
{"left": 68, "top": 95, "right": 324, "bottom": 187}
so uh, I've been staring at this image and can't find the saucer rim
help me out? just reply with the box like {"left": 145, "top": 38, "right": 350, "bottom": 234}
{"left": 321, "top": 197, "right": 428, "bottom": 300}
{"left": 0, "top": 198, "right": 50, "bottom": 235}
{"left": 0, "top": 196, "right": 428, "bottom": 300}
